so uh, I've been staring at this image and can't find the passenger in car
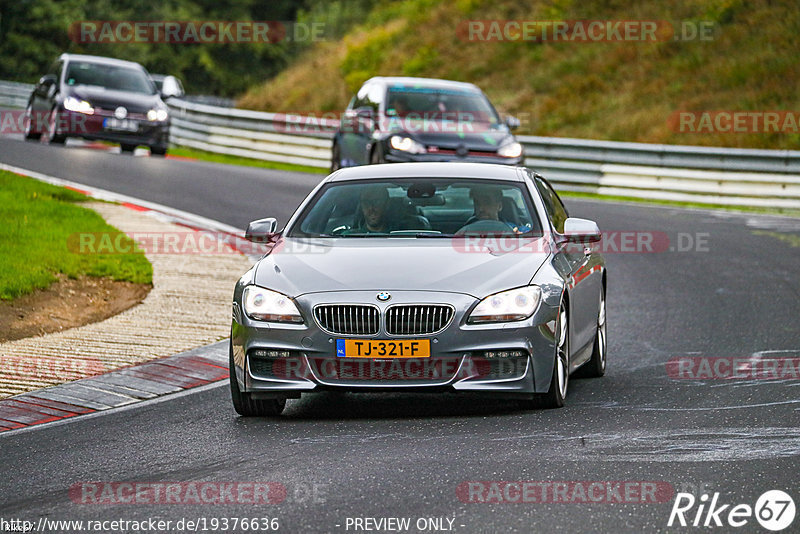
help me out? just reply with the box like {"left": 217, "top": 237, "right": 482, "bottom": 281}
{"left": 457, "top": 186, "right": 531, "bottom": 234}
{"left": 353, "top": 185, "right": 392, "bottom": 233}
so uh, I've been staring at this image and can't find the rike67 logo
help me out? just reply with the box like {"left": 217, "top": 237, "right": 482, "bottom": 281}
{"left": 668, "top": 490, "right": 795, "bottom": 531}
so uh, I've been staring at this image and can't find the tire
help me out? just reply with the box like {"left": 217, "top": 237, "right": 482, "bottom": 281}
{"left": 44, "top": 108, "right": 66, "bottom": 145}
{"left": 24, "top": 103, "right": 42, "bottom": 141}
{"left": 370, "top": 143, "right": 385, "bottom": 164}
{"left": 575, "top": 286, "right": 607, "bottom": 378}
{"left": 150, "top": 145, "right": 167, "bottom": 156}
{"left": 543, "top": 301, "right": 570, "bottom": 408}
{"left": 120, "top": 144, "right": 137, "bottom": 153}
{"left": 229, "top": 344, "right": 286, "bottom": 417}
{"left": 522, "top": 301, "right": 569, "bottom": 409}
{"left": 330, "top": 143, "right": 341, "bottom": 172}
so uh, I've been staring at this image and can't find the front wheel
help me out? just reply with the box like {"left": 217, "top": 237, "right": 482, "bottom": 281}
{"left": 44, "top": 108, "right": 66, "bottom": 145}
{"left": 575, "top": 286, "right": 607, "bottom": 378}
{"left": 519, "top": 302, "right": 569, "bottom": 410}
{"left": 150, "top": 145, "right": 167, "bottom": 156}
{"left": 370, "top": 143, "right": 385, "bottom": 164}
{"left": 120, "top": 144, "right": 137, "bottom": 153}
{"left": 24, "top": 103, "right": 42, "bottom": 140}
{"left": 543, "top": 301, "right": 569, "bottom": 408}
{"left": 330, "top": 143, "right": 342, "bottom": 172}
{"left": 229, "top": 345, "right": 286, "bottom": 417}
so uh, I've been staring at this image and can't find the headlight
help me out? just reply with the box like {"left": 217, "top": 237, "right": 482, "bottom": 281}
{"left": 497, "top": 141, "right": 523, "bottom": 159}
{"left": 389, "top": 135, "right": 426, "bottom": 154}
{"left": 63, "top": 96, "right": 94, "bottom": 115}
{"left": 242, "top": 286, "right": 303, "bottom": 323}
{"left": 468, "top": 286, "right": 541, "bottom": 324}
{"left": 147, "top": 109, "right": 169, "bottom": 121}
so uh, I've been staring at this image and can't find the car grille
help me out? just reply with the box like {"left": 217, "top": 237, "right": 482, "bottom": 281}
{"left": 385, "top": 305, "right": 454, "bottom": 335}
{"left": 314, "top": 305, "right": 379, "bottom": 335}
{"left": 249, "top": 357, "right": 277, "bottom": 377}
{"left": 248, "top": 354, "right": 309, "bottom": 380}
{"left": 472, "top": 358, "right": 528, "bottom": 381}
{"left": 308, "top": 357, "right": 461, "bottom": 383}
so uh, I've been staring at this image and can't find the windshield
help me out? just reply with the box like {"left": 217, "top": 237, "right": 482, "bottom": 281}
{"left": 65, "top": 62, "right": 155, "bottom": 94}
{"left": 288, "top": 179, "right": 542, "bottom": 238}
{"left": 385, "top": 86, "right": 500, "bottom": 124}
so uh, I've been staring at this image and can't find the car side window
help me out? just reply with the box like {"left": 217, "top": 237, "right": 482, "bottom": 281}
{"left": 533, "top": 174, "right": 569, "bottom": 233}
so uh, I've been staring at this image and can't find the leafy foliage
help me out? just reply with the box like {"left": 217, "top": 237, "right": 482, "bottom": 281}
{"left": 0, "top": 0, "right": 301, "bottom": 96}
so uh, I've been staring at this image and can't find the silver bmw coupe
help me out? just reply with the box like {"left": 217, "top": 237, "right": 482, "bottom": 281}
{"left": 230, "top": 162, "right": 607, "bottom": 415}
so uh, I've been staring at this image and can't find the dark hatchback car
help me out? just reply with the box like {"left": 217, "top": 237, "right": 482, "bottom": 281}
{"left": 331, "top": 77, "right": 523, "bottom": 171}
{"left": 24, "top": 54, "right": 171, "bottom": 155}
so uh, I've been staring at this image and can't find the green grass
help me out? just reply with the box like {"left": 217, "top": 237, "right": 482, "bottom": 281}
{"left": 0, "top": 170, "right": 153, "bottom": 300}
{"left": 167, "top": 146, "right": 328, "bottom": 175}
{"left": 752, "top": 230, "right": 800, "bottom": 247}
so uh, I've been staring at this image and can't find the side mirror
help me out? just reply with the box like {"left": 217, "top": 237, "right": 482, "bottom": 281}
{"left": 39, "top": 74, "right": 57, "bottom": 87}
{"left": 245, "top": 218, "right": 278, "bottom": 242}
{"left": 505, "top": 115, "right": 521, "bottom": 130}
{"left": 561, "top": 217, "right": 601, "bottom": 243}
{"left": 160, "top": 75, "right": 183, "bottom": 99}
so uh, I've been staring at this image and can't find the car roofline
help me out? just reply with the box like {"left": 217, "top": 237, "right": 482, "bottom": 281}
{"left": 59, "top": 53, "right": 147, "bottom": 70}
{"left": 365, "top": 76, "right": 481, "bottom": 92}
{"left": 326, "top": 162, "right": 527, "bottom": 183}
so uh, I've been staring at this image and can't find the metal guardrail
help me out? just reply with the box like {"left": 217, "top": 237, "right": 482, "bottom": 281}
{"left": 2, "top": 80, "right": 799, "bottom": 207}
{"left": 0, "top": 81, "right": 34, "bottom": 109}
{"left": 167, "top": 99, "right": 335, "bottom": 168}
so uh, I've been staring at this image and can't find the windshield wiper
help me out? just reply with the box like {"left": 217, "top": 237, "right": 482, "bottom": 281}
{"left": 412, "top": 232, "right": 453, "bottom": 238}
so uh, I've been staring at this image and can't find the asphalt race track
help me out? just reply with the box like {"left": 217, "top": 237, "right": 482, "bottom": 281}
{"left": 1, "top": 136, "right": 799, "bottom": 533}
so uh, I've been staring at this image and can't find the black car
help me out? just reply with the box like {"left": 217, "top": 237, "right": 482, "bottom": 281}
{"left": 331, "top": 76, "right": 523, "bottom": 171}
{"left": 24, "top": 54, "right": 171, "bottom": 155}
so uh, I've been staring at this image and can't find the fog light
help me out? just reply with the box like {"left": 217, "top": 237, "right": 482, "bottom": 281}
{"left": 251, "top": 349, "right": 292, "bottom": 358}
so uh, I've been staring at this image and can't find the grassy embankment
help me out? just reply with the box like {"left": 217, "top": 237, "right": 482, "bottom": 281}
{"left": 0, "top": 170, "right": 152, "bottom": 300}
{"left": 172, "top": 0, "right": 800, "bottom": 215}
{"left": 238, "top": 0, "right": 800, "bottom": 149}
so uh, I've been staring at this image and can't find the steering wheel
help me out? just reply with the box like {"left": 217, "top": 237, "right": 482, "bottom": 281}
{"left": 456, "top": 219, "right": 514, "bottom": 235}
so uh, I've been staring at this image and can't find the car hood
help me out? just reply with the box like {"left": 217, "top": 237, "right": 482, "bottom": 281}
{"left": 67, "top": 86, "right": 161, "bottom": 114}
{"left": 385, "top": 121, "right": 515, "bottom": 151}
{"left": 253, "top": 237, "right": 549, "bottom": 298}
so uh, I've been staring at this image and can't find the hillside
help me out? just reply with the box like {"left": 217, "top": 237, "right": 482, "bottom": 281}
{"left": 237, "top": 0, "right": 800, "bottom": 149}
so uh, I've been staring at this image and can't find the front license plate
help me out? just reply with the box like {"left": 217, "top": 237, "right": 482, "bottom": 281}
{"left": 336, "top": 339, "right": 430, "bottom": 358}
{"left": 103, "top": 118, "right": 139, "bottom": 132}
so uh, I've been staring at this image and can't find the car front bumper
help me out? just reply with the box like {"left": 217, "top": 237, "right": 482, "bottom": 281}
{"left": 231, "top": 290, "right": 559, "bottom": 399}
{"left": 55, "top": 109, "right": 170, "bottom": 147}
